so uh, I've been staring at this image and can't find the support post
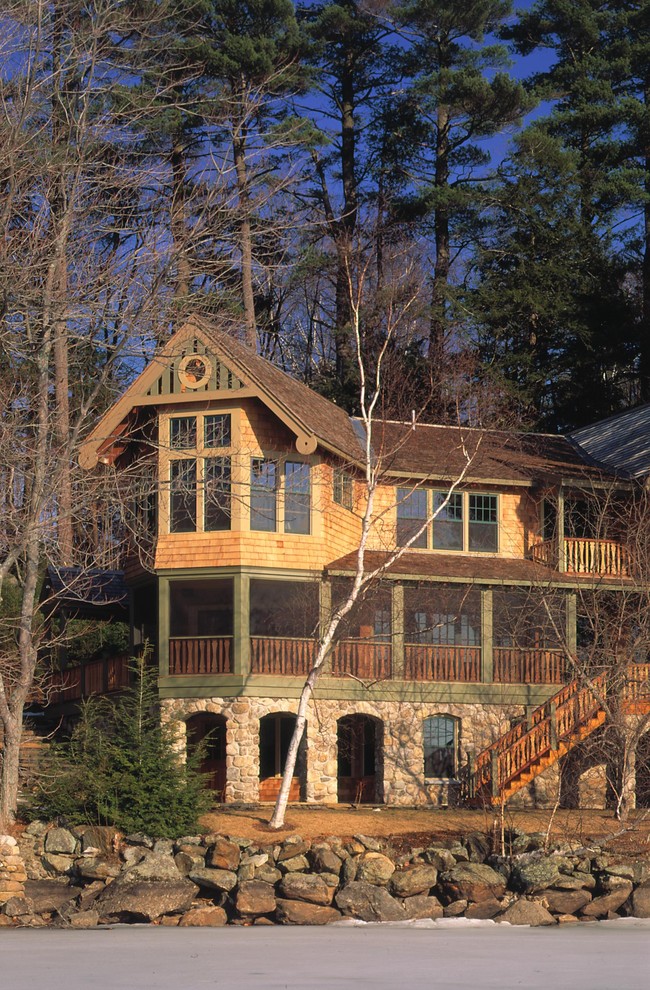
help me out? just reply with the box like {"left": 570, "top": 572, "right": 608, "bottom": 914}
{"left": 549, "top": 702, "right": 558, "bottom": 750}
{"left": 391, "top": 582, "right": 404, "bottom": 679}
{"left": 319, "top": 579, "right": 332, "bottom": 673}
{"left": 557, "top": 487, "right": 566, "bottom": 573}
{"left": 233, "top": 571, "right": 250, "bottom": 677}
{"left": 158, "top": 577, "right": 169, "bottom": 678}
{"left": 481, "top": 588, "right": 494, "bottom": 683}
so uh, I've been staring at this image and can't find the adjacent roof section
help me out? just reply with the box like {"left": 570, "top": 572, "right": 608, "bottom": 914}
{"left": 42, "top": 568, "right": 128, "bottom": 618}
{"left": 570, "top": 403, "right": 650, "bottom": 479}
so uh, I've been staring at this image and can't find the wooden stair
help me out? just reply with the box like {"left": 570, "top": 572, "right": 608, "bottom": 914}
{"left": 462, "top": 664, "right": 650, "bottom": 807}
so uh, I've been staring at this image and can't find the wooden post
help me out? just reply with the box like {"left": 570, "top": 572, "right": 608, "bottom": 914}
{"left": 158, "top": 577, "right": 169, "bottom": 678}
{"left": 391, "top": 582, "right": 404, "bottom": 679}
{"left": 319, "top": 579, "right": 332, "bottom": 673}
{"left": 549, "top": 702, "right": 558, "bottom": 750}
{"left": 566, "top": 592, "right": 577, "bottom": 660}
{"left": 557, "top": 487, "right": 566, "bottom": 573}
{"left": 481, "top": 589, "right": 493, "bottom": 683}
{"left": 491, "top": 749, "right": 499, "bottom": 800}
{"left": 233, "top": 571, "right": 250, "bottom": 677}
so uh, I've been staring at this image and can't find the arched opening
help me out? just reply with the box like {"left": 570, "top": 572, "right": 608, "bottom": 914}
{"left": 259, "top": 712, "right": 306, "bottom": 801}
{"left": 337, "top": 714, "right": 383, "bottom": 804}
{"left": 636, "top": 731, "right": 650, "bottom": 808}
{"left": 186, "top": 713, "right": 227, "bottom": 800}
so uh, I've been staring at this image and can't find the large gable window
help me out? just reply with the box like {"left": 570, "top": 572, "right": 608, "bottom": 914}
{"left": 166, "top": 411, "right": 233, "bottom": 534}
{"left": 170, "top": 459, "right": 197, "bottom": 532}
{"left": 204, "top": 414, "right": 231, "bottom": 448}
{"left": 170, "top": 416, "right": 197, "bottom": 450}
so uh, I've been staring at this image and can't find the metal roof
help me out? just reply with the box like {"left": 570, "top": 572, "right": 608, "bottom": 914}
{"left": 569, "top": 403, "right": 650, "bottom": 479}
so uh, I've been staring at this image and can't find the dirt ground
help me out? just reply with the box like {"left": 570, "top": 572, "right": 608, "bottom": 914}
{"left": 199, "top": 804, "right": 650, "bottom": 856}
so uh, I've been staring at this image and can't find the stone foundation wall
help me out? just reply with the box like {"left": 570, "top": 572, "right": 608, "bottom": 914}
{"left": 162, "top": 696, "right": 557, "bottom": 807}
{"left": 0, "top": 835, "right": 26, "bottom": 905}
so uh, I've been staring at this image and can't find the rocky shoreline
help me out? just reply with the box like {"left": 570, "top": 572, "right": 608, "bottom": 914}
{"left": 1, "top": 823, "right": 650, "bottom": 928}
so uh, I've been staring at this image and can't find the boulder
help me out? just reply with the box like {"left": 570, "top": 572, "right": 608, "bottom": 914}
{"left": 552, "top": 872, "right": 596, "bottom": 891}
{"left": 276, "top": 837, "right": 310, "bottom": 862}
{"left": 3, "top": 896, "right": 33, "bottom": 918}
{"left": 628, "top": 881, "right": 650, "bottom": 919}
{"left": 96, "top": 879, "right": 198, "bottom": 922}
{"left": 75, "top": 857, "right": 121, "bottom": 882}
{"left": 309, "top": 843, "right": 343, "bottom": 876}
{"left": 69, "top": 911, "right": 100, "bottom": 929}
{"left": 278, "top": 855, "right": 310, "bottom": 873}
{"left": 465, "top": 897, "right": 504, "bottom": 920}
{"left": 41, "top": 853, "right": 75, "bottom": 876}
{"left": 439, "top": 863, "right": 506, "bottom": 904}
{"left": 255, "top": 866, "right": 282, "bottom": 886}
{"left": 24, "top": 880, "right": 75, "bottom": 915}
{"left": 279, "top": 873, "right": 335, "bottom": 906}
{"left": 580, "top": 881, "right": 633, "bottom": 918}
{"left": 355, "top": 852, "right": 395, "bottom": 886}
{"left": 497, "top": 899, "right": 555, "bottom": 927}
{"left": 443, "top": 899, "right": 468, "bottom": 917}
{"left": 76, "top": 826, "right": 118, "bottom": 857}
{"left": 510, "top": 860, "right": 562, "bottom": 894}
{"left": 353, "top": 835, "right": 382, "bottom": 852}
{"left": 207, "top": 838, "right": 241, "bottom": 872}
{"left": 401, "top": 895, "right": 444, "bottom": 920}
{"left": 124, "top": 833, "right": 154, "bottom": 849}
{"left": 188, "top": 867, "right": 238, "bottom": 892}
{"left": 389, "top": 865, "right": 438, "bottom": 898}
{"left": 335, "top": 881, "right": 406, "bottom": 922}
{"left": 464, "top": 833, "right": 491, "bottom": 863}
{"left": 123, "top": 852, "right": 181, "bottom": 883}
{"left": 122, "top": 846, "right": 146, "bottom": 869}
{"left": 423, "top": 848, "right": 456, "bottom": 872}
{"left": 275, "top": 899, "right": 342, "bottom": 926}
{"left": 538, "top": 889, "right": 592, "bottom": 915}
{"left": 178, "top": 906, "right": 228, "bottom": 927}
{"left": 44, "top": 828, "right": 77, "bottom": 856}
{"left": 236, "top": 881, "right": 276, "bottom": 917}
{"left": 342, "top": 857, "right": 358, "bottom": 885}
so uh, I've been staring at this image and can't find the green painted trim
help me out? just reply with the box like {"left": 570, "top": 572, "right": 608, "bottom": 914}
{"left": 157, "top": 565, "right": 322, "bottom": 581}
{"left": 234, "top": 573, "right": 250, "bottom": 676}
{"left": 319, "top": 580, "right": 332, "bottom": 673}
{"left": 158, "top": 578, "right": 170, "bottom": 677}
{"left": 392, "top": 583, "right": 405, "bottom": 678}
{"left": 481, "top": 589, "right": 493, "bottom": 683}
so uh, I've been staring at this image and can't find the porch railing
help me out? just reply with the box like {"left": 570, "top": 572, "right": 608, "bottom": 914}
{"left": 250, "top": 636, "right": 315, "bottom": 676}
{"left": 331, "top": 639, "right": 392, "bottom": 680}
{"left": 169, "top": 636, "right": 232, "bottom": 675}
{"left": 493, "top": 647, "right": 566, "bottom": 684}
{"left": 49, "top": 654, "right": 131, "bottom": 703}
{"left": 531, "top": 537, "right": 631, "bottom": 577}
{"left": 404, "top": 644, "right": 481, "bottom": 682}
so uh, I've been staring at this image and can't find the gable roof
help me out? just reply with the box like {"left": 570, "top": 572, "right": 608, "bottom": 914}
{"left": 569, "top": 403, "right": 650, "bottom": 479}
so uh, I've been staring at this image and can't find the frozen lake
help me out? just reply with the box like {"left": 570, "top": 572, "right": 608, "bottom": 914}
{"left": 2, "top": 919, "right": 649, "bottom": 990}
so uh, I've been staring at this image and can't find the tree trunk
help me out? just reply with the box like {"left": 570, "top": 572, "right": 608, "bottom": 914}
{"left": 430, "top": 101, "right": 450, "bottom": 397}
{"left": 333, "top": 54, "right": 358, "bottom": 391}
{"left": 0, "top": 717, "right": 21, "bottom": 829}
{"left": 233, "top": 97, "right": 256, "bottom": 348}
{"left": 170, "top": 136, "right": 191, "bottom": 302}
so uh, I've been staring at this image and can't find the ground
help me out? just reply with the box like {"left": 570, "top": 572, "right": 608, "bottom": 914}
{"left": 199, "top": 805, "right": 650, "bottom": 856}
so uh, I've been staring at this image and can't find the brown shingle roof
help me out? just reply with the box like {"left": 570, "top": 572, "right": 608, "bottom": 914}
{"left": 326, "top": 550, "right": 557, "bottom": 584}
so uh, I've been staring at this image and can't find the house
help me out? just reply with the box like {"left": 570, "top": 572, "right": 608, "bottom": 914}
{"left": 68, "top": 315, "right": 650, "bottom": 809}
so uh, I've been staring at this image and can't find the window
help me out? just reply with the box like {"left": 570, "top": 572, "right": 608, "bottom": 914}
{"left": 169, "top": 579, "right": 233, "bottom": 637}
{"left": 397, "top": 488, "right": 428, "bottom": 548}
{"left": 432, "top": 492, "right": 463, "bottom": 550}
{"left": 204, "top": 457, "right": 231, "bottom": 531}
{"left": 170, "top": 416, "right": 196, "bottom": 450}
{"left": 251, "top": 458, "right": 277, "bottom": 531}
{"left": 204, "top": 414, "right": 231, "bottom": 448}
{"left": 334, "top": 468, "right": 353, "bottom": 511}
{"left": 285, "top": 461, "right": 310, "bottom": 534}
{"left": 405, "top": 586, "right": 481, "bottom": 646}
{"left": 170, "top": 459, "right": 196, "bottom": 532}
{"left": 469, "top": 494, "right": 498, "bottom": 552}
{"left": 423, "top": 715, "right": 459, "bottom": 778}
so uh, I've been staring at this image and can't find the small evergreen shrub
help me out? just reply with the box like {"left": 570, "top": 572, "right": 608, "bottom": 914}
{"left": 33, "top": 656, "right": 212, "bottom": 837}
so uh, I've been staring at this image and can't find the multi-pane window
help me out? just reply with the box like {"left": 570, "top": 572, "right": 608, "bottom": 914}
{"left": 204, "top": 457, "right": 231, "bottom": 531}
{"left": 333, "top": 468, "right": 353, "bottom": 511}
{"left": 432, "top": 492, "right": 463, "bottom": 550}
{"left": 468, "top": 494, "right": 498, "bottom": 552}
{"left": 396, "top": 488, "right": 428, "bottom": 548}
{"left": 170, "top": 416, "right": 197, "bottom": 450}
{"left": 285, "top": 461, "right": 310, "bottom": 534}
{"left": 204, "top": 414, "right": 231, "bottom": 448}
{"left": 423, "top": 715, "right": 459, "bottom": 778}
{"left": 170, "top": 459, "right": 197, "bottom": 532}
{"left": 250, "top": 458, "right": 277, "bottom": 531}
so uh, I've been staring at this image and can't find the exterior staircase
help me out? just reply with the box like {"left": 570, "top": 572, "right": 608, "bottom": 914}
{"left": 462, "top": 664, "right": 650, "bottom": 807}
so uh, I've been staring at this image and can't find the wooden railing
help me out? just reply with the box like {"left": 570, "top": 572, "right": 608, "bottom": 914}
{"left": 463, "top": 673, "right": 607, "bottom": 803}
{"left": 531, "top": 537, "right": 631, "bottom": 577}
{"left": 624, "top": 663, "right": 650, "bottom": 704}
{"left": 250, "top": 637, "right": 315, "bottom": 676}
{"left": 49, "top": 654, "right": 131, "bottom": 703}
{"left": 331, "top": 639, "right": 392, "bottom": 680}
{"left": 169, "top": 637, "right": 232, "bottom": 675}
{"left": 493, "top": 647, "right": 566, "bottom": 684}
{"left": 404, "top": 644, "right": 480, "bottom": 682}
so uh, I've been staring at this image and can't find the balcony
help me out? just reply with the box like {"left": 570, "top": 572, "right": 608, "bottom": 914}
{"left": 493, "top": 647, "right": 566, "bottom": 685}
{"left": 169, "top": 636, "right": 232, "bottom": 675}
{"left": 531, "top": 537, "right": 631, "bottom": 578}
{"left": 331, "top": 639, "right": 392, "bottom": 680}
{"left": 49, "top": 654, "right": 131, "bottom": 703}
{"left": 251, "top": 636, "right": 315, "bottom": 676}
{"left": 404, "top": 644, "right": 480, "bottom": 682}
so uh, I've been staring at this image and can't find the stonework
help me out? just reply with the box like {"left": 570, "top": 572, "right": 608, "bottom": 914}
{"left": 161, "top": 696, "right": 552, "bottom": 807}
{"left": 0, "top": 835, "right": 27, "bottom": 905}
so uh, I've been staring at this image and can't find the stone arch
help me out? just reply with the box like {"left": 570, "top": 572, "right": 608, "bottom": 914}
{"left": 186, "top": 712, "right": 227, "bottom": 800}
{"left": 337, "top": 713, "right": 384, "bottom": 804}
{"left": 636, "top": 730, "right": 650, "bottom": 808}
{"left": 258, "top": 711, "right": 306, "bottom": 802}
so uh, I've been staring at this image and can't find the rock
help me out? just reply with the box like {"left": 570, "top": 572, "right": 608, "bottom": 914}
{"left": 207, "top": 838, "right": 241, "bottom": 872}
{"left": 557, "top": 914, "right": 579, "bottom": 924}
{"left": 309, "top": 843, "right": 343, "bottom": 876}
{"left": 497, "top": 899, "right": 555, "bottom": 927}
{"left": 76, "top": 857, "right": 121, "bottom": 882}
{"left": 76, "top": 826, "right": 118, "bottom": 857}
{"left": 159, "top": 915, "right": 180, "bottom": 926}
{"left": 423, "top": 848, "right": 456, "bottom": 872}
{"left": 77, "top": 881, "right": 105, "bottom": 910}
{"left": 44, "top": 828, "right": 77, "bottom": 856}
{"left": 464, "top": 833, "right": 491, "bottom": 863}
{"left": 0, "top": 915, "right": 15, "bottom": 926}
{"left": 355, "top": 852, "right": 395, "bottom": 886}
{"left": 448, "top": 843, "right": 470, "bottom": 862}
{"left": 122, "top": 846, "right": 146, "bottom": 869}
{"left": 276, "top": 837, "right": 310, "bottom": 862}
{"left": 439, "top": 863, "right": 506, "bottom": 904}
{"left": 241, "top": 853, "right": 268, "bottom": 870}
{"left": 237, "top": 863, "right": 256, "bottom": 882}
{"left": 601, "top": 863, "right": 636, "bottom": 881}
{"left": 335, "top": 881, "right": 406, "bottom": 923}
{"left": 24, "top": 880, "right": 75, "bottom": 914}
{"left": 275, "top": 899, "right": 341, "bottom": 926}
{"left": 255, "top": 866, "right": 282, "bottom": 885}
{"left": 236, "top": 881, "right": 276, "bottom": 917}
{"left": 552, "top": 872, "right": 596, "bottom": 891}
{"left": 401, "top": 895, "right": 444, "bottom": 920}
{"left": 178, "top": 906, "right": 227, "bottom": 927}
{"left": 466, "top": 897, "right": 504, "bottom": 920}
{"left": 124, "top": 833, "right": 154, "bottom": 849}
{"left": 539, "top": 889, "right": 592, "bottom": 915}
{"left": 174, "top": 853, "right": 198, "bottom": 876}
{"left": 41, "top": 853, "right": 75, "bottom": 876}
{"left": 389, "top": 865, "right": 438, "bottom": 898}
{"left": 96, "top": 879, "right": 198, "bottom": 922}
{"left": 580, "top": 881, "right": 633, "bottom": 918}
{"left": 188, "top": 867, "right": 238, "bottom": 892}
{"left": 353, "top": 835, "right": 382, "bottom": 852}
{"left": 510, "top": 860, "right": 562, "bottom": 894}
{"left": 342, "top": 857, "right": 358, "bottom": 885}
{"left": 69, "top": 911, "right": 99, "bottom": 929}
{"left": 629, "top": 880, "right": 650, "bottom": 918}
{"left": 279, "top": 873, "right": 335, "bottom": 906}
{"left": 3, "top": 896, "right": 33, "bottom": 918}
{"left": 443, "top": 899, "right": 468, "bottom": 917}
{"left": 123, "top": 852, "right": 181, "bottom": 883}
{"left": 279, "top": 855, "right": 310, "bottom": 873}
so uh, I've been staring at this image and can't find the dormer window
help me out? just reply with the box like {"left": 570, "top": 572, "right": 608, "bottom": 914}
{"left": 166, "top": 411, "right": 233, "bottom": 534}
{"left": 170, "top": 416, "right": 197, "bottom": 449}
